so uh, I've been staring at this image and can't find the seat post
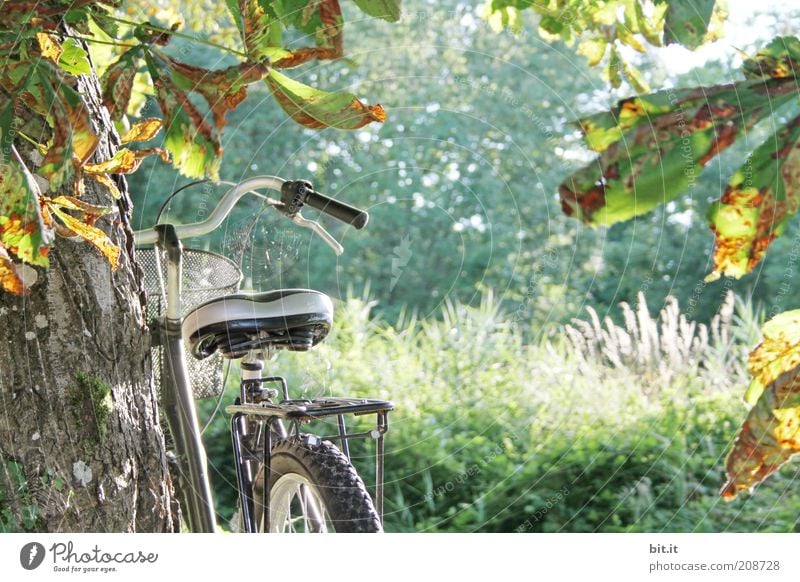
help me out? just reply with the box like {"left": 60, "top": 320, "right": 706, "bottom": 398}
{"left": 241, "top": 351, "right": 264, "bottom": 394}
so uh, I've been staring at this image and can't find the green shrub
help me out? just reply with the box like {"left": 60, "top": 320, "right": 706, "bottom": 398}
{"left": 199, "top": 291, "right": 800, "bottom": 532}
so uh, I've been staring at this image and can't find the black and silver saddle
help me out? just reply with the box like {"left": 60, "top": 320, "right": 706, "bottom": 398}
{"left": 182, "top": 289, "right": 333, "bottom": 359}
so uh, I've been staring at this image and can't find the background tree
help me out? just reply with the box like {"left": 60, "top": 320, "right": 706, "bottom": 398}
{"left": 466, "top": 0, "right": 800, "bottom": 500}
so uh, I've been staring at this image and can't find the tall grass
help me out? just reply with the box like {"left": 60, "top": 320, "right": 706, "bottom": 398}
{"left": 201, "top": 291, "right": 800, "bottom": 532}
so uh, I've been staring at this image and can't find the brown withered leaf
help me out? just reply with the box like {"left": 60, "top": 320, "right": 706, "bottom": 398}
{"left": 231, "top": 0, "right": 343, "bottom": 68}
{"left": 721, "top": 369, "right": 800, "bottom": 500}
{"left": 559, "top": 77, "right": 797, "bottom": 226}
{"left": 707, "top": 114, "right": 800, "bottom": 280}
{"left": 164, "top": 59, "right": 269, "bottom": 129}
{"left": 101, "top": 47, "right": 142, "bottom": 121}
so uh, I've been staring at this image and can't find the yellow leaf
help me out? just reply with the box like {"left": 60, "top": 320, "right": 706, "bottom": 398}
{"left": 50, "top": 207, "right": 120, "bottom": 269}
{"left": 774, "top": 406, "right": 800, "bottom": 447}
{"left": 745, "top": 309, "right": 800, "bottom": 404}
{"left": 721, "top": 309, "right": 800, "bottom": 499}
{"left": 48, "top": 196, "right": 114, "bottom": 218}
{"left": 84, "top": 149, "right": 137, "bottom": 174}
{"left": 120, "top": 118, "right": 163, "bottom": 144}
{"left": 36, "top": 32, "right": 62, "bottom": 63}
{"left": 88, "top": 173, "right": 122, "bottom": 199}
{"left": 84, "top": 147, "right": 169, "bottom": 175}
{"left": 577, "top": 38, "right": 608, "bottom": 67}
{"left": 0, "top": 245, "right": 26, "bottom": 295}
{"left": 617, "top": 27, "right": 647, "bottom": 53}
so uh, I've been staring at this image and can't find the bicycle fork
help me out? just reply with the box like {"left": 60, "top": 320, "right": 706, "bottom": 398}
{"left": 155, "top": 225, "right": 217, "bottom": 533}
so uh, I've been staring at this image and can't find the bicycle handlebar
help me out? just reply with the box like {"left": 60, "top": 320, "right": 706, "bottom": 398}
{"left": 133, "top": 176, "right": 369, "bottom": 254}
{"left": 134, "top": 176, "right": 284, "bottom": 245}
{"left": 300, "top": 186, "right": 369, "bottom": 229}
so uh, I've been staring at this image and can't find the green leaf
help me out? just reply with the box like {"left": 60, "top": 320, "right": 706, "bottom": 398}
{"left": 0, "top": 146, "right": 53, "bottom": 271}
{"left": 722, "top": 309, "right": 800, "bottom": 500}
{"left": 559, "top": 77, "right": 797, "bottom": 226}
{"left": 20, "top": 504, "right": 40, "bottom": 530}
{"left": 57, "top": 38, "right": 91, "bottom": 76}
{"left": 0, "top": 97, "right": 15, "bottom": 165}
{"left": 537, "top": 15, "right": 563, "bottom": 37}
{"left": 144, "top": 52, "right": 221, "bottom": 179}
{"left": 664, "top": 0, "right": 716, "bottom": 49}
{"left": 265, "top": 69, "right": 386, "bottom": 130}
{"left": 707, "top": 111, "right": 800, "bottom": 280}
{"left": 224, "top": 0, "right": 245, "bottom": 37}
{"left": 351, "top": 0, "right": 402, "bottom": 23}
{"left": 88, "top": 10, "right": 120, "bottom": 39}
{"left": 605, "top": 45, "right": 622, "bottom": 88}
{"left": 632, "top": 1, "right": 666, "bottom": 46}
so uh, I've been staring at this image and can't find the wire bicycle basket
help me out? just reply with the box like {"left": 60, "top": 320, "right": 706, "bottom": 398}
{"left": 138, "top": 247, "right": 242, "bottom": 399}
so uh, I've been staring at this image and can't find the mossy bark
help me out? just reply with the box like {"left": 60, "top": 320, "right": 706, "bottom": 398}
{"left": 0, "top": 39, "right": 176, "bottom": 532}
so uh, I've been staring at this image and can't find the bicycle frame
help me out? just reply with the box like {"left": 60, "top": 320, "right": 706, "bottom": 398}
{"left": 153, "top": 224, "right": 217, "bottom": 532}
{"left": 135, "top": 176, "right": 290, "bottom": 532}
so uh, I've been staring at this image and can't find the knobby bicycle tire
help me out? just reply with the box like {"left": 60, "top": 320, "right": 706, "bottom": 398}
{"left": 249, "top": 437, "right": 382, "bottom": 533}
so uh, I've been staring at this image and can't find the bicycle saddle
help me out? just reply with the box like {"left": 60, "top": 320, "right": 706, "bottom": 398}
{"left": 182, "top": 289, "right": 333, "bottom": 359}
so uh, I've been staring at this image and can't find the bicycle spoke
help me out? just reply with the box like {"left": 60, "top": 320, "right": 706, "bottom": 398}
{"left": 269, "top": 472, "right": 332, "bottom": 533}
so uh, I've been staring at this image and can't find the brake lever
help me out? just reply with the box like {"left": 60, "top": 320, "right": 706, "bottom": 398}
{"left": 290, "top": 212, "right": 344, "bottom": 255}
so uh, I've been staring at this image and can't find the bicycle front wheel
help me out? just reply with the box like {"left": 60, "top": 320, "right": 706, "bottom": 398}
{"left": 252, "top": 437, "right": 382, "bottom": 532}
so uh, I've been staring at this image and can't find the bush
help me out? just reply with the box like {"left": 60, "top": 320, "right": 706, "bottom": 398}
{"left": 200, "top": 291, "right": 800, "bottom": 532}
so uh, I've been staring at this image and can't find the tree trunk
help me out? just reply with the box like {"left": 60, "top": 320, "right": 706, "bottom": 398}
{"left": 0, "top": 49, "right": 175, "bottom": 532}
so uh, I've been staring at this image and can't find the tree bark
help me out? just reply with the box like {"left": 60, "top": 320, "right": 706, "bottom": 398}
{"left": 0, "top": 48, "right": 175, "bottom": 532}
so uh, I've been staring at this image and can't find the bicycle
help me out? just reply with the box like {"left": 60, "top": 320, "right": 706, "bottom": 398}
{"left": 133, "top": 176, "right": 393, "bottom": 533}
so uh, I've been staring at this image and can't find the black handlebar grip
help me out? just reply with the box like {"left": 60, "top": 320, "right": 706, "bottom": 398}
{"left": 304, "top": 189, "right": 369, "bottom": 229}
